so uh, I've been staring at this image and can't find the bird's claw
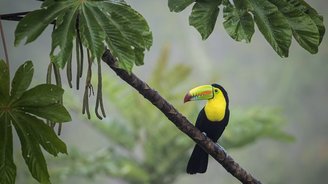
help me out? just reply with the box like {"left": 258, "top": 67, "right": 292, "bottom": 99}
{"left": 216, "top": 143, "right": 227, "bottom": 153}
{"left": 202, "top": 132, "right": 207, "bottom": 137}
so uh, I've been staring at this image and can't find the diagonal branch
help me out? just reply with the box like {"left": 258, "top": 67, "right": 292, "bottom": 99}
{"left": 102, "top": 49, "right": 261, "bottom": 184}
{"left": 0, "top": 11, "right": 262, "bottom": 184}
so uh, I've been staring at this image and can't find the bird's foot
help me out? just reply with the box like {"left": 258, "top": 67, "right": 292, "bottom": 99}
{"left": 216, "top": 143, "right": 227, "bottom": 153}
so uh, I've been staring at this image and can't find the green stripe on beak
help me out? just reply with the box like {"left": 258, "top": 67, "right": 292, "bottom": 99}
{"left": 184, "top": 85, "right": 214, "bottom": 103}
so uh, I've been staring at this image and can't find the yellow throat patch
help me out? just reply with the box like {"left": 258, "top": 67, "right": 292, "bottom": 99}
{"left": 204, "top": 91, "right": 226, "bottom": 122}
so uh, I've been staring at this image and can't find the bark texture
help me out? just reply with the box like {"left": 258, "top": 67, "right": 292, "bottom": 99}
{"left": 102, "top": 50, "right": 261, "bottom": 184}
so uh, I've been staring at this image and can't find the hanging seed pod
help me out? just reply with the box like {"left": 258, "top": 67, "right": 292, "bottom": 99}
{"left": 75, "top": 14, "right": 84, "bottom": 90}
{"left": 82, "top": 50, "right": 92, "bottom": 119}
{"left": 66, "top": 53, "right": 73, "bottom": 88}
{"left": 46, "top": 62, "right": 53, "bottom": 127}
{"left": 53, "top": 63, "right": 63, "bottom": 135}
{"left": 95, "top": 59, "right": 106, "bottom": 119}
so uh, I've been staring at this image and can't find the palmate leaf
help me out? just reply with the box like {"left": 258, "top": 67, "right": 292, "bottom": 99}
{"left": 15, "top": 0, "right": 152, "bottom": 72}
{"left": 168, "top": 0, "right": 325, "bottom": 57}
{"left": 246, "top": 0, "right": 292, "bottom": 57}
{"left": 97, "top": 1, "right": 152, "bottom": 69}
{"left": 50, "top": 7, "right": 78, "bottom": 68}
{"left": 268, "top": 0, "right": 320, "bottom": 54}
{"left": 79, "top": 2, "right": 106, "bottom": 61}
{"left": 287, "top": 0, "right": 325, "bottom": 44}
{"left": 168, "top": 0, "right": 195, "bottom": 12}
{"left": 189, "top": 0, "right": 221, "bottom": 40}
{"left": 14, "top": 112, "right": 67, "bottom": 157}
{"left": 0, "top": 60, "right": 71, "bottom": 183}
{"left": 223, "top": 0, "right": 254, "bottom": 43}
{"left": 100, "top": 2, "right": 152, "bottom": 50}
{"left": 14, "top": 0, "right": 73, "bottom": 46}
{"left": 92, "top": 7, "right": 136, "bottom": 71}
{"left": 305, "top": 9, "right": 325, "bottom": 45}
{"left": 10, "top": 60, "right": 34, "bottom": 101}
{"left": 0, "top": 60, "right": 9, "bottom": 104}
{"left": 11, "top": 114, "right": 51, "bottom": 184}
{"left": 0, "top": 115, "right": 16, "bottom": 184}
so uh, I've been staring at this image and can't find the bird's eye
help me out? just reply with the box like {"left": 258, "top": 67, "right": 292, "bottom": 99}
{"left": 214, "top": 89, "right": 218, "bottom": 93}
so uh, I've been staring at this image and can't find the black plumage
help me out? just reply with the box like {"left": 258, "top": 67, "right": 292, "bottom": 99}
{"left": 186, "top": 84, "right": 230, "bottom": 174}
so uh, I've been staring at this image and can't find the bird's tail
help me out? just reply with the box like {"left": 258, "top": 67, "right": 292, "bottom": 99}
{"left": 186, "top": 145, "right": 209, "bottom": 174}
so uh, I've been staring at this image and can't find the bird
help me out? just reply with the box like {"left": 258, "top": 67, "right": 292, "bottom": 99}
{"left": 184, "top": 84, "right": 230, "bottom": 174}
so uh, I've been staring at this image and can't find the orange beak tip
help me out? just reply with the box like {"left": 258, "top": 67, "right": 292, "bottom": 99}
{"left": 184, "top": 93, "right": 192, "bottom": 103}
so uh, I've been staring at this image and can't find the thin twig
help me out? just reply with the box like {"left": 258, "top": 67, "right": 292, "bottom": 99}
{"left": 0, "top": 11, "right": 56, "bottom": 24}
{"left": 0, "top": 18, "right": 10, "bottom": 66}
{"left": 0, "top": 12, "right": 29, "bottom": 22}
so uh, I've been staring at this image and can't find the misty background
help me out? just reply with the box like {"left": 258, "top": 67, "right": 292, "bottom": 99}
{"left": 1, "top": 0, "right": 328, "bottom": 183}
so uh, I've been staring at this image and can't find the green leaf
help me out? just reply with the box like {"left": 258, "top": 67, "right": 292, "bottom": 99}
{"left": 246, "top": 0, "right": 292, "bottom": 57}
{"left": 13, "top": 83, "right": 71, "bottom": 122}
{"left": 105, "top": 32, "right": 135, "bottom": 72}
{"left": 101, "top": 2, "right": 152, "bottom": 50}
{"left": 15, "top": 112, "right": 67, "bottom": 156}
{"left": 84, "top": 2, "right": 135, "bottom": 72}
{"left": 50, "top": 6, "right": 78, "bottom": 68}
{"left": 79, "top": 2, "right": 105, "bottom": 61}
{"left": 0, "top": 60, "right": 70, "bottom": 184}
{"left": 0, "top": 59, "right": 9, "bottom": 104}
{"left": 23, "top": 103, "right": 71, "bottom": 122}
{"left": 223, "top": 0, "right": 254, "bottom": 43}
{"left": 14, "top": 1, "right": 71, "bottom": 46}
{"left": 134, "top": 47, "right": 145, "bottom": 66}
{"left": 0, "top": 114, "right": 16, "bottom": 184}
{"left": 14, "top": 84, "right": 64, "bottom": 107}
{"left": 11, "top": 114, "right": 51, "bottom": 184}
{"left": 189, "top": 0, "right": 221, "bottom": 40}
{"left": 14, "top": 0, "right": 153, "bottom": 72}
{"left": 268, "top": 0, "right": 320, "bottom": 54}
{"left": 288, "top": 0, "right": 325, "bottom": 44}
{"left": 91, "top": 1, "right": 152, "bottom": 72}
{"left": 168, "top": 0, "right": 195, "bottom": 12}
{"left": 10, "top": 60, "right": 34, "bottom": 102}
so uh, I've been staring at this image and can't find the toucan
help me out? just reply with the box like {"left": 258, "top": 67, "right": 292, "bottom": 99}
{"left": 184, "top": 84, "right": 230, "bottom": 174}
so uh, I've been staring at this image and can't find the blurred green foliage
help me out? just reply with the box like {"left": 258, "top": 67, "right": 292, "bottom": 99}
{"left": 50, "top": 46, "right": 293, "bottom": 184}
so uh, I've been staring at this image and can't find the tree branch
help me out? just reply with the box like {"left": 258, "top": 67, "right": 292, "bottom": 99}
{"left": 0, "top": 12, "right": 28, "bottom": 22}
{"left": 0, "top": 11, "right": 262, "bottom": 184}
{"left": 102, "top": 49, "right": 261, "bottom": 184}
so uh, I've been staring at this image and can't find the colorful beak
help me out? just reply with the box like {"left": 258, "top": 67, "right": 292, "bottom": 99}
{"left": 184, "top": 85, "right": 214, "bottom": 103}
